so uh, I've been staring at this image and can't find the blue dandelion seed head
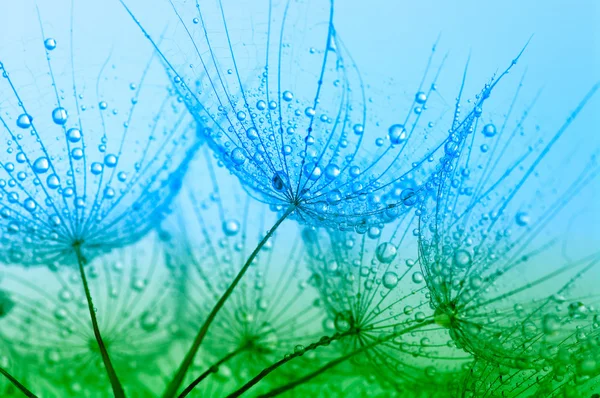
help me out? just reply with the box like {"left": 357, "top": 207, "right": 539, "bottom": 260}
{"left": 0, "top": 2, "right": 202, "bottom": 267}
{"left": 417, "top": 78, "right": 600, "bottom": 366}
{"left": 122, "top": 0, "right": 515, "bottom": 234}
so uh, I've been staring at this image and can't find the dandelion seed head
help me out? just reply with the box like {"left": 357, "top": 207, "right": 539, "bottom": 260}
{"left": 124, "top": 0, "right": 507, "bottom": 233}
{"left": 0, "top": 3, "right": 200, "bottom": 267}
{"left": 418, "top": 79, "right": 600, "bottom": 368}
{"left": 156, "top": 149, "right": 328, "bottom": 393}
{"left": 303, "top": 210, "right": 473, "bottom": 389}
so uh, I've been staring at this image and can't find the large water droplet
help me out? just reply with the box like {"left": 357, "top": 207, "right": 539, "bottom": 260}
{"left": 246, "top": 127, "right": 258, "bottom": 140}
{"left": 415, "top": 92, "right": 427, "bottom": 104}
{"left": 67, "top": 128, "right": 82, "bottom": 143}
{"left": 32, "top": 157, "right": 50, "bottom": 174}
{"left": 44, "top": 38, "right": 57, "bottom": 51}
{"left": 516, "top": 211, "right": 530, "bottom": 227}
{"left": 16, "top": 114, "right": 33, "bottom": 129}
{"left": 388, "top": 124, "right": 407, "bottom": 145}
{"left": 222, "top": 220, "right": 240, "bottom": 236}
{"left": 453, "top": 249, "right": 472, "bottom": 268}
{"left": 104, "top": 154, "right": 118, "bottom": 168}
{"left": 382, "top": 272, "right": 399, "bottom": 289}
{"left": 90, "top": 162, "right": 104, "bottom": 175}
{"left": 412, "top": 271, "right": 424, "bottom": 284}
{"left": 326, "top": 189, "right": 342, "bottom": 205}
{"left": 324, "top": 164, "right": 340, "bottom": 180}
{"left": 376, "top": 242, "right": 397, "bottom": 263}
{"left": 46, "top": 174, "right": 60, "bottom": 189}
{"left": 482, "top": 124, "right": 497, "bottom": 137}
{"left": 51, "top": 107, "right": 68, "bottom": 125}
{"left": 231, "top": 148, "right": 246, "bottom": 165}
{"left": 304, "top": 163, "right": 321, "bottom": 180}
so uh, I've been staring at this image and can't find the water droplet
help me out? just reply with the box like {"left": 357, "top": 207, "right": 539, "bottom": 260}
{"left": 542, "top": 314, "right": 560, "bottom": 335}
{"left": 140, "top": 312, "right": 158, "bottom": 332}
{"left": 453, "top": 249, "right": 472, "bottom": 268}
{"left": 44, "top": 38, "right": 57, "bottom": 51}
{"left": 23, "top": 198, "right": 36, "bottom": 212}
{"left": 222, "top": 220, "right": 240, "bottom": 236}
{"left": 305, "top": 107, "right": 315, "bottom": 117}
{"left": 32, "top": 157, "right": 50, "bottom": 174}
{"left": 272, "top": 173, "right": 286, "bottom": 191}
{"left": 67, "top": 128, "right": 82, "bottom": 143}
{"left": 236, "top": 111, "right": 247, "bottom": 121}
{"left": 415, "top": 92, "right": 427, "bottom": 104}
{"left": 256, "top": 100, "right": 267, "bottom": 111}
{"left": 412, "top": 271, "right": 424, "bottom": 284}
{"left": 46, "top": 174, "right": 60, "bottom": 189}
{"left": 334, "top": 312, "right": 351, "bottom": 332}
{"left": 104, "top": 154, "right": 118, "bottom": 168}
{"left": 324, "top": 164, "right": 340, "bottom": 180}
{"left": 99, "top": 101, "right": 108, "bottom": 110}
{"left": 90, "top": 162, "right": 104, "bottom": 175}
{"left": 388, "top": 124, "right": 407, "bottom": 145}
{"left": 16, "top": 114, "right": 33, "bottom": 129}
{"left": 382, "top": 272, "right": 399, "bottom": 289}
{"left": 231, "top": 148, "right": 246, "bottom": 165}
{"left": 51, "top": 107, "right": 68, "bottom": 125}
{"left": 376, "top": 242, "right": 397, "bottom": 263}
{"left": 401, "top": 188, "right": 417, "bottom": 206}
{"left": 246, "top": 127, "right": 259, "bottom": 140}
{"left": 516, "top": 211, "right": 530, "bottom": 226}
{"left": 304, "top": 163, "right": 321, "bottom": 180}
{"left": 482, "top": 124, "right": 497, "bottom": 137}
{"left": 349, "top": 166, "right": 361, "bottom": 178}
{"left": 282, "top": 91, "right": 293, "bottom": 102}
{"left": 326, "top": 189, "right": 342, "bottom": 205}
{"left": 444, "top": 140, "right": 459, "bottom": 156}
{"left": 71, "top": 148, "right": 83, "bottom": 160}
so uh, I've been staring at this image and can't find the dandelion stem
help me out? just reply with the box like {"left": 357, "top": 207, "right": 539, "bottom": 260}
{"left": 226, "top": 329, "right": 357, "bottom": 398}
{"left": 74, "top": 244, "right": 125, "bottom": 398}
{"left": 177, "top": 345, "right": 249, "bottom": 398}
{"left": 0, "top": 366, "right": 38, "bottom": 398}
{"left": 256, "top": 320, "right": 435, "bottom": 398}
{"left": 163, "top": 204, "right": 297, "bottom": 398}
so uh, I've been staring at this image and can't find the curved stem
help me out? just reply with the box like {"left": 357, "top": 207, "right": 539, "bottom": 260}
{"left": 257, "top": 320, "right": 436, "bottom": 398}
{"left": 75, "top": 245, "right": 125, "bottom": 398}
{"left": 226, "top": 329, "right": 356, "bottom": 398}
{"left": 162, "top": 205, "right": 296, "bottom": 398}
{"left": 177, "top": 345, "right": 248, "bottom": 398}
{"left": 0, "top": 366, "right": 37, "bottom": 398}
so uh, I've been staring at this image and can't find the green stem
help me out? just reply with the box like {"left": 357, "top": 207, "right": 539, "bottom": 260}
{"left": 0, "top": 366, "right": 37, "bottom": 398}
{"left": 75, "top": 245, "right": 125, "bottom": 398}
{"left": 257, "top": 320, "right": 436, "bottom": 398}
{"left": 226, "top": 329, "right": 356, "bottom": 398}
{"left": 162, "top": 205, "right": 296, "bottom": 398}
{"left": 177, "top": 345, "right": 248, "bottom": 398}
